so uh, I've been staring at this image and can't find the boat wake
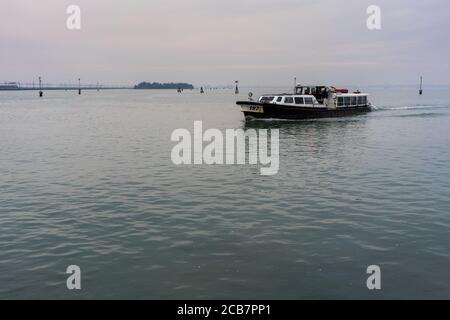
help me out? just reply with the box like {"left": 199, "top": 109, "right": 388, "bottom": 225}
{"left": 393, "top": 112, "right": 446, "bottom": 118}
{"left": 375, "top": 105, "right": 445, "bottom": 111}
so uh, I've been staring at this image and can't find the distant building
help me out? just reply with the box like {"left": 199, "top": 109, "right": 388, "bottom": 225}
{"left": 0, "top": 82, "right": 19, "bottom": 90}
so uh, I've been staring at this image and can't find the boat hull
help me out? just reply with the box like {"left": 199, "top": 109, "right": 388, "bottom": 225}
{"left": 237, "top": 101, "right": 372, "bottom": 120}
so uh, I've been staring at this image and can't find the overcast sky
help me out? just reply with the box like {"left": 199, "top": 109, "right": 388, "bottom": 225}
{"left": 1, "top": 0, "right": 449, "bottom": 86}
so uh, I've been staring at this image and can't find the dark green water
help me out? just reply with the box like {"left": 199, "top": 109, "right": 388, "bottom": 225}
{"left": 0, "top": 86, "right": 449, "bottom": 299}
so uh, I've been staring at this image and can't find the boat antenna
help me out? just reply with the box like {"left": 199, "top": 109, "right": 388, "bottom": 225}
{"left": 294, "top": 77, "right": 297, "bottom": 94}
{"left": 419, "top": 76, "right": 423, "bottom": 95}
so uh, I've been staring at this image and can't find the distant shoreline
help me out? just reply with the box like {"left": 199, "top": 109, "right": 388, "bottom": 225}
{"left": 0, "top": 81, "right": 195, "bottom": 91}
{"left": 134, "top": 82, "right": 194, "bottom": 90}
{"left": 0, "top": 87, "right": 131, "bottom": 91}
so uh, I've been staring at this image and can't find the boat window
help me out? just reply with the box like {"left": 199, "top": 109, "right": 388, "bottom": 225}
{"left": 304, "top": 97, "right": 313, "bottom": 104}
{"left": 362, "top": 96, "right": 367, "bottom": 104}
{"left": 357, "top": 96, "right": 363, "bottom": 105}
{"left": 319, "top": 88, "right": 327, "bottom": 100}
{"left": 276, "top": 97, "right": 283, "bottom": 102}
{"left": 337, "top": 97, "right": 344, "bottom": 106}
{"left": 260, "top": 96, "right": 274, "bottom": 103}
{"left": 294, "top": 97, "right": 304, "bottom": 104}
{"left": 344, "top": 97, "right": 351, "bottom": 106}
{"left": 351, "top": 97, "right": 357, "bottom": 105}
{"left": 284, "top": 97, "right": 294, "bottom": 104}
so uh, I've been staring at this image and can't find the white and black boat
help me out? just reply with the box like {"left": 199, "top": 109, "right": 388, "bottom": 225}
{"left": 237, "top": 85, "right": 372, "bottom": 120}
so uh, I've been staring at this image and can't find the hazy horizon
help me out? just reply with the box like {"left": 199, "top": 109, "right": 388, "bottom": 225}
{"left": 2, "top": 0, "right": 449, "bottom": 87}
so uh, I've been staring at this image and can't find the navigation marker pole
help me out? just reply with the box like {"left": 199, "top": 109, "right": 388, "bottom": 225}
{"left": 235, "top": 80, "right": 239, "bottom": 94}
{"left": 39, "top": 77, "right": 43, "bottom": 97}
{"left": 78, "top": 78, "right": 81, "bottom": 95}
{"left": 419, "top": 76, "right": 423, "bottom": 95}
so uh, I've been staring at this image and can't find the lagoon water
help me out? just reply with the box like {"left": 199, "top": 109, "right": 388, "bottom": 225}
{"left": 0, "top": 86, "right": 449, "bottom": 299}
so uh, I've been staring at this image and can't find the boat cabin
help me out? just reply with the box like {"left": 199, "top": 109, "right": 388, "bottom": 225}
{"left": 295, "top": 86, "right": 329, "bottom": 103}
{"left": 336, "top": 94, "right": 368, "bottom": 107}
{"left": 258, "top": 85, "right": 369, "bottom": 108}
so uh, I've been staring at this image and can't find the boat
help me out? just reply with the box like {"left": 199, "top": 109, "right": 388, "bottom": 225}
{"left": 236, "top": 85, "right": 372, "bottom": 120}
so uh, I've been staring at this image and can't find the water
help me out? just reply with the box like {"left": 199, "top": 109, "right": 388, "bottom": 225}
{"left": 0, "top": 86, "right": 449, "bottom": 299}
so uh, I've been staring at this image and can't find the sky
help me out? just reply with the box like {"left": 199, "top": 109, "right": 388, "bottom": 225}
{"left": 1, "top": 0, "right": 449, "bottom": 86}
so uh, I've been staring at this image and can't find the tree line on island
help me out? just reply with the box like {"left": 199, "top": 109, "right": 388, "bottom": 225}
{"left": 134, "top": 82, "right": 194, "bottom": 89}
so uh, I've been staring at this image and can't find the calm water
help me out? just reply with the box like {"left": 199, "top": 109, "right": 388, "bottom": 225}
{"left": 0, "top": 86, "right": 449, "bottom": 299}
